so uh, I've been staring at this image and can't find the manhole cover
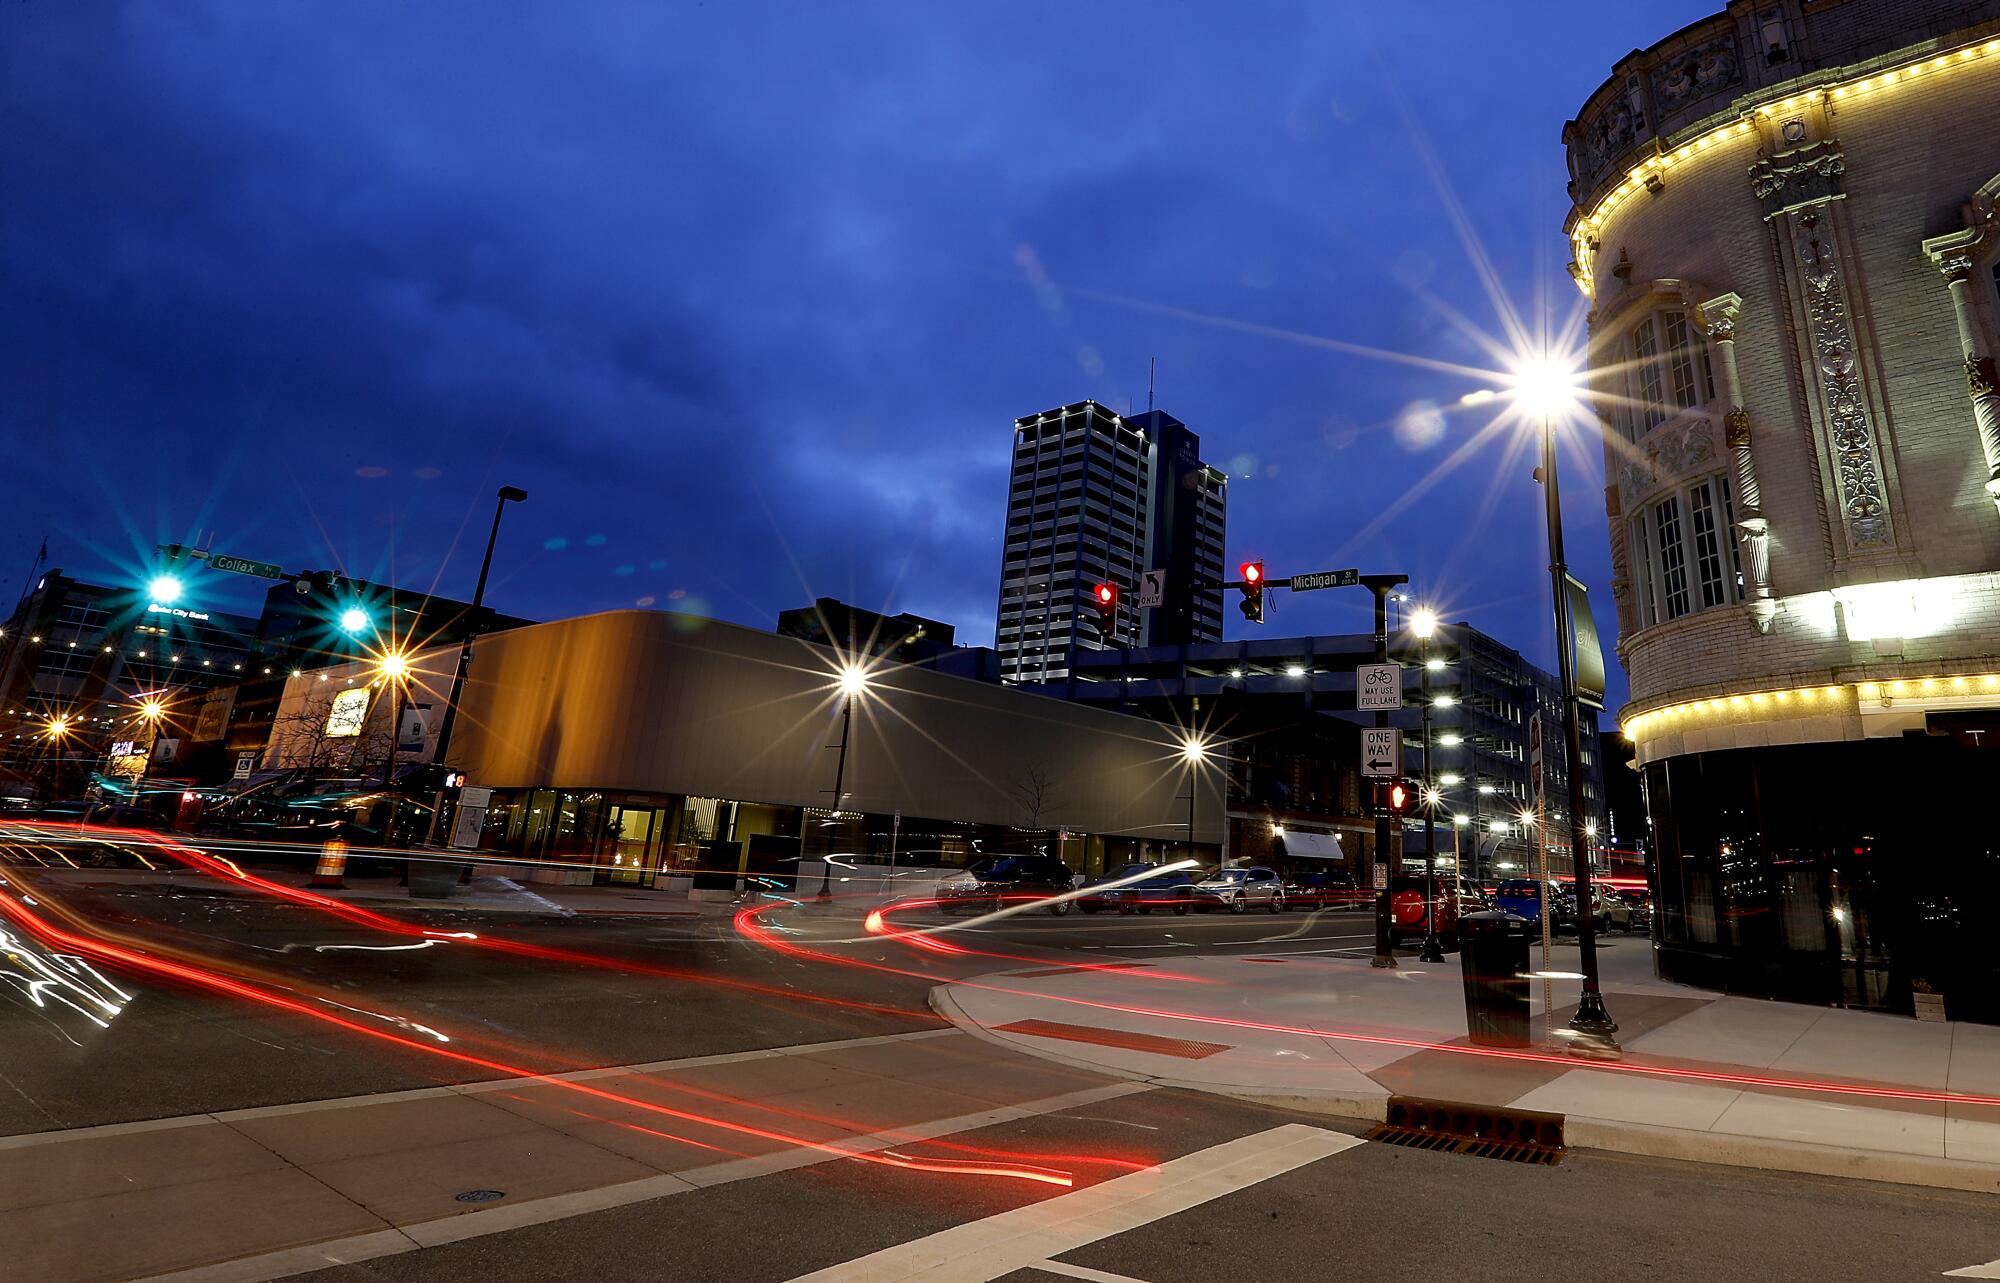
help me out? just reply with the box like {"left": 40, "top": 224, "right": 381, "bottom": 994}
{"left": 454, "top": 1189, "right": 507, "bottom": 1204}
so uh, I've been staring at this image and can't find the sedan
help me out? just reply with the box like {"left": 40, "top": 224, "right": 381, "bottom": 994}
{"left": 1193, "top": 865, "right": 1285, "bottom": 914}
{"left": 1079, "top": 864, "right": 1197, "bottom": 915}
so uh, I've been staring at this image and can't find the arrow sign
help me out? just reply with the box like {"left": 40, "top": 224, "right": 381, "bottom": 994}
{"left": 1361, "top": 727, "right": 1401, "bottom": 778}
{"left": 1135, "top": 568, "right": 1166, "bottom": 609}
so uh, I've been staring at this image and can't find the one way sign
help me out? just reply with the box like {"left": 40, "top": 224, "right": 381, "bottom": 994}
{"left": 1361, "top": 727, "right": 1401, "bottom": 778}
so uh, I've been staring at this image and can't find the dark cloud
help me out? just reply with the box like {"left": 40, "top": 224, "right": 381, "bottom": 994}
{"left": 0, "top": 1, "right": 1724, "bottom": 707}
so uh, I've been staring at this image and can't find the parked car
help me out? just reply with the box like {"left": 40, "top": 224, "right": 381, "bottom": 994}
{"left": 1193, "top": 865, "right": 1285, "bottom": 913}
{"left": 1284, "top": 868, "right": 1365, "bottom": 909}
{"left": 935, "top": 853, "right": 1077, "bottom": 915}
{"left": 1603, "top": 887, "right": 1652, "bottom": 933}
{"left": 1492, "top": 878, "right": 1580, "bottom": 932}
{"left": 1388, "top": 874, "right": 1474, "bottom": 944}
{"left": 1077, "top": 863, "right": 1197, "bottom": 915}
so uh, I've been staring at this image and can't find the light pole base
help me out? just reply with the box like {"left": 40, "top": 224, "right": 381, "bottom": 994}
{"left": 1370, "top": 952, "right": 1398, "bottom": 969}
{"left": 1562, "top": 1031, "right": 1623, "bottom": 1060}
{"left": 1569, "top": 990, "right": 1620, "bottom": 1036}
{"left": 1418, "top": 932, "right": 1447, "bottom": 963}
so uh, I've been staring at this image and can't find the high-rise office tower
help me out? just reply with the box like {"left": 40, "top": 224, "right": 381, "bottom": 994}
{"left": 994, "top": 400, "right": 1226, "bottom": 682}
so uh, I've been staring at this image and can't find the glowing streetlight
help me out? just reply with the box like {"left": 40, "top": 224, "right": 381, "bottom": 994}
{"left": 339, "top": 607, "right": 372, "bottom": 635}
{"left": 139, "top": 699, "right": 165, "bottom": 722}
{"left": 1181, "top": 736, "right": 1208, "bottom": 763}
{"left": 838, "top": 665, "right": 870, "bottom": 698}
{"left": 1409, "top": 607, "right": 1437, "bottom": 639}
{"left": 818, "top": 664, "right": 873, "bottom": 902}
{"left": 1510, "top": 347, "right": 1617, "bottom": 1046}
{"left": 1181, "top": 736, "right": 1210, "bottom": 858}
{"left": 45, "top": 716, "right": 69, "bottom": 739}
{"left": 148, "top": 575, "right": 182, "bottom": 605}
{"left": 375, "top": 652, "right": 411, "bottom": 683}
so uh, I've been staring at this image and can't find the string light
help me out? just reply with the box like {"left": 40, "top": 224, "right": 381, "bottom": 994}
{"left": 1572, "top": 35, "right": 2000, "bottom": 294}
{"left": 1623, "top": 672, "right": 2000, "bottom": 742}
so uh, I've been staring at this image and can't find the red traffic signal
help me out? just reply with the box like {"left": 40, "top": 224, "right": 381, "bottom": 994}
{"left": 1089, "top": 582, "right": 1118, "bottom": 626}
{"left": 1386, "top": 779, "right": 1415, "bottom": 814}
{"left": 1238, "top": 560, "right": 1266, "bottom": 624}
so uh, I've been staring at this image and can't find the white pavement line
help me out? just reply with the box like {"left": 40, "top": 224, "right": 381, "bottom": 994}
{"left": 0, "top": 1028, "right": 960, "bottom": 1150}
{"left": 128, "top": 1081, "right": 1154, "bottom": 1283}
{"left": 784, "top": 1123, "right": 1364, "bottom": 1283}
{"left": 1947, "top": 1259, "right": 2000, "bottom": 1278}
{"left": 1034, "top": 1261, "right": 1157, "bottom": 1283}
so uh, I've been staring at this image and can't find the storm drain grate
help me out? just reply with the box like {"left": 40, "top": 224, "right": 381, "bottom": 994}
{"left": 1366, "top": 1095, "right": 1566, "bottom": 1166}
{"left": 454, "top": 1189, "right": 507, "bottom": 1204}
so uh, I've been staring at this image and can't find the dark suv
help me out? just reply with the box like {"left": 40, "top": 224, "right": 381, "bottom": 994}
{"left": 936, "top": 854, "right": 1077, "bottom": 915}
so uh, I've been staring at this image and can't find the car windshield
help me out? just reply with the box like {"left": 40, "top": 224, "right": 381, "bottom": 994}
{"left": 1206, "top": 870, "right": 1247, "bottom": 883}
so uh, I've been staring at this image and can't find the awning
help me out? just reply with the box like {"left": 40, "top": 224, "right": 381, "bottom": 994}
{"left": 1277, "top": 830, "right": 1345, "bottom": 861}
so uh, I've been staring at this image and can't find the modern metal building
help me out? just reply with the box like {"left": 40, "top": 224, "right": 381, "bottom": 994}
{"left": 1022, "top": 623, "right": 1607, "bottom": 884}
{"left": 262, "top": 610, "right": 1226, "bottom": 886}
{"left": 1568, "top": 0, "right": 2000, "bottom": 1018}
{"left": 994, "top": 402, "right": 1226, "bottom": 683}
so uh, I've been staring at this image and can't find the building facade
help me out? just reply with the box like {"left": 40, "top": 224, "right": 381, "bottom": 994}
{"left": 1567, "top": 0, "right": 2000, "bottom": 1018}
{"left": 1024, "top": 622, "right": 1607, "bottom": 884}
{"left": 261, "top": 610, "right": 1227, "bottom": 886}
{"left": 0, "top": 569, "right": 262, "bottom": 794}
{"left": 995, "top": 402, "right": 1226, "bottom": 683}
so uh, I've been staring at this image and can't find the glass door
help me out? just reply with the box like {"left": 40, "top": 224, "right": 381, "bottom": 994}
{"left": 604, "top": 806, "right": 657, "bottom": 885}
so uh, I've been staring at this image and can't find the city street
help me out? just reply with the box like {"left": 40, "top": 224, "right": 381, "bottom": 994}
{"left": 6, "top": 841, "right": 2000, "bottom": 1281}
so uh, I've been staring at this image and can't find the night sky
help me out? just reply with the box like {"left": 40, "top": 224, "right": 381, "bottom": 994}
{"left": 1, "top": 2, "right": 1720, "bottom": 710}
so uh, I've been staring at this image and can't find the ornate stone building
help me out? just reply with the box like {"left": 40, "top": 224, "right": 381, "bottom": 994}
{"left": 1565, "top": 0, "right": 2000, "bottom": 1019}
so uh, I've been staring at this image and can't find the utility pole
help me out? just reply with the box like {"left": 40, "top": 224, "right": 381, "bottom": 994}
{"left": 424, "top": 486, "right": 526, "bottom": 847}
{"left": 1361, "top": 573, "right": 1408, "bottom": 969}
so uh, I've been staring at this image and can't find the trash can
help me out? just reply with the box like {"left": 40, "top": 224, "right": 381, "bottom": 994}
{"left": 1458, "top": 910, "right": 1532, "bottom": 1047}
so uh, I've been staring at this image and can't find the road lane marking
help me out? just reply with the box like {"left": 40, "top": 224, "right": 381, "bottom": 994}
{"left": 133, "top": 1081, "right": 1155, "bottom": 1283}
{"left": 1035, "top": 1261, "right": 1156, "bottom": 1283}
{"left": 1947, "top": 1259, "right": 2000, "bottom": 1278}
{"left": 785, "top": 1123, "right": 1365, "bottom": 1282}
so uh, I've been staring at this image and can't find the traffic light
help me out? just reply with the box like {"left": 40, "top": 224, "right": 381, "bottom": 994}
{"left": 1238, "top": 561, "right": 1265, "bottom": 623}
{"left": 1089, "top": 581, "right": 1118, "bottom": 629}
{"left": 1386, "top": 778, "right": 1415, "bottom": 815}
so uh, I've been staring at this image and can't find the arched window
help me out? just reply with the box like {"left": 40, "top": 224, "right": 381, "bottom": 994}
{"left": 1609, "top": 306, "right": 1717, "bottom": 442}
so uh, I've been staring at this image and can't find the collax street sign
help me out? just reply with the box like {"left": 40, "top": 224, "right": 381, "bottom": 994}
{"left": 1289, "top": 568, "right": 1360, "bottom": 592}
{"left": 210, "top": 554, "right": 288, "bottom": 580}
{"left": 1356, "top": 663, "right": 1402, "bottom": 711}
{"left": 1361, "top": 727, "right": 1401, "bottom": 778}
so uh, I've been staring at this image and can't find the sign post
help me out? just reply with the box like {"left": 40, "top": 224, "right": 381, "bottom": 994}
{"left": 1359, "top": 573, "right": 1410, "bottom": 968}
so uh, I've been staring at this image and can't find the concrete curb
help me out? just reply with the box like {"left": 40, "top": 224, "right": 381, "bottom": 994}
{"left": 929, "top": 981, "right": 2000, "bottom": 1196}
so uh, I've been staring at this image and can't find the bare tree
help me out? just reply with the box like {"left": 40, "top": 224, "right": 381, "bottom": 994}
{"left": 266, "top": 685, "right": 394, "bottom": 780}
{"left": 1013, "top": 763, "right": 1060, "bottom": 833}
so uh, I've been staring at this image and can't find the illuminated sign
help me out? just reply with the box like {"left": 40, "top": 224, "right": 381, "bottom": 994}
{"left": 147, "top": 603, "right": 212, "bottom": 622}
{"left": 325, "top": 687, "right": 372, "bottom": 738}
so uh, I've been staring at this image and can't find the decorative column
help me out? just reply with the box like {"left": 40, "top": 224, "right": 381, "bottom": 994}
{"left": 1696, "top": 292, "right": 1776, "bottom": 633}
{"left": 1921, "top": 225, "right": 2000, "bottom": 512}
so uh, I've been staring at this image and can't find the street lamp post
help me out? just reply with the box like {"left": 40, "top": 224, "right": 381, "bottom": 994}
{"left": 817, "top": 666, "right": 868, "bottom": 903}
{"left": 1524, "top": 370, "right": 1618, "bottom": 1047}
{"left": 1182, "top": 737, "right": 1207, "bottom": 861}
{"left": 1411, "top": 610, "right": 1446, "bottom": 963}
{"left": 424, "top": 485, "right": 527, "bottom": 847}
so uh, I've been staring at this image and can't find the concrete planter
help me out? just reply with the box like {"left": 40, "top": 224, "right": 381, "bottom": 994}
{"left": 1913, "top": 992, "right": 1947, "bottom": 1023}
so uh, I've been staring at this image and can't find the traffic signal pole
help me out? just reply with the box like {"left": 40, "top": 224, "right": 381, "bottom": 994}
{"left": 1361, "top": 574, "right": 1408, "bottom": 969}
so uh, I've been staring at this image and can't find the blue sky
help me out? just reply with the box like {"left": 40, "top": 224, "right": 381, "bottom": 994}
{"left": 0, "top": 2, "right": 1720, "bottom": 709}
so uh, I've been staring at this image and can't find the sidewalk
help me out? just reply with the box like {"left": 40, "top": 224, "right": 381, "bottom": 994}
{"left": 0, "top": 1029, "right": 1129, "bottom": 1283}
{"left": 932, "top": 939, "right": 2000, "bottom": 1194}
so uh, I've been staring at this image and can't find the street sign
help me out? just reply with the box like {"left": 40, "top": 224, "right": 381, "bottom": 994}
{"left": 1289, "top": 568, "right": 1360, "bottom": 592}
{"left": 210, "top": 554, "right": 288, "bottom": 580}
{"left": 1135, "top": 568, "right": 1166, "bottom": 609}
{"left": 1529, "top": 712, "right": 1545, "bottom": 811}
{"left": 1372, "top": 863, "right": 1388, "bottom": 890}
{"left": 1361, "top": 727, "right": 1401, "bottom": 778}
{"left": 233, "top": 754, "right": 255, "bottom": 780}
{"left": 1356, "top": 663, "right": 1403, "bottom": 711}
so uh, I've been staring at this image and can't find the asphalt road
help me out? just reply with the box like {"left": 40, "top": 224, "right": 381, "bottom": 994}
{"left": 5, "top": 854, "right": 1995, "bottom": 1283}
{"left": 289, "top": 1086, "right": 2000, "bottom": 1283}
